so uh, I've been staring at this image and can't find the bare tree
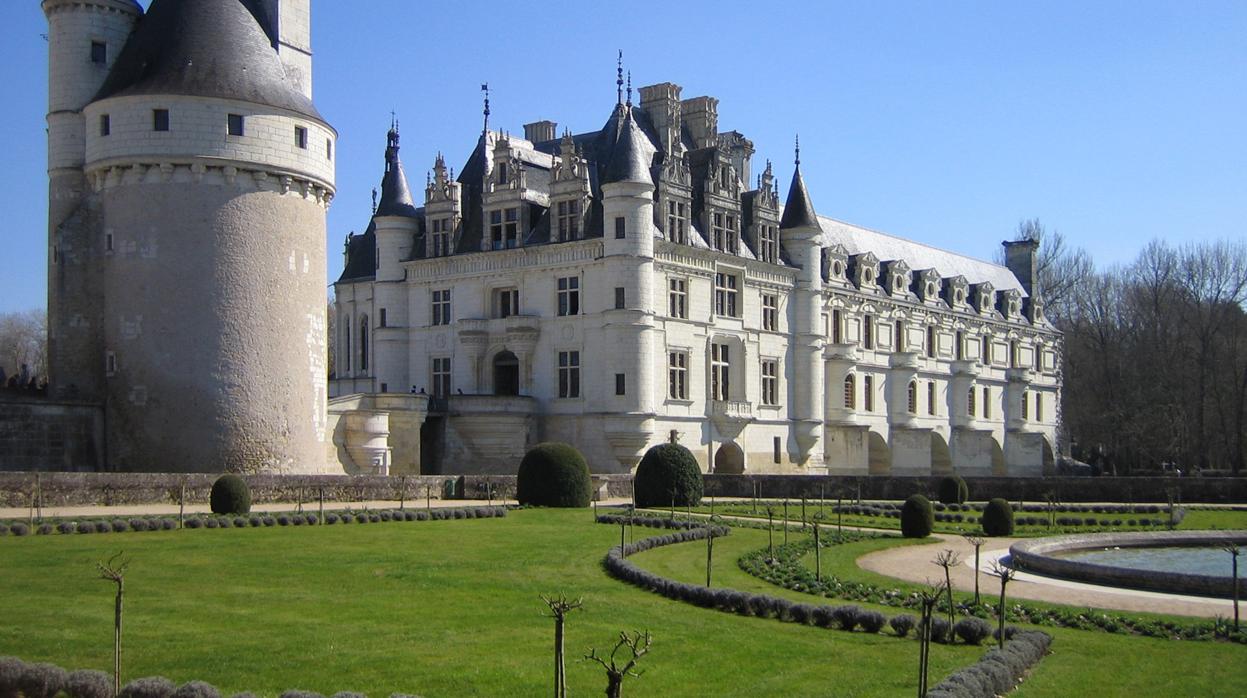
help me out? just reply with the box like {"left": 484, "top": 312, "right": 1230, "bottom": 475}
{"left": 916, "top": 581, "right": 947, "bottom": 698}
{"left": 584, "top": 630, "right": 652, "bottom": 698}
{"left": 542, "top": 593, "right": 584, "bottom": 698}
{"left": 97, "top": 552, "right": 130, "bottom": 697}
{"left": 987, "top": 560, "right": 1017, "bottom": 649}
{"left": 932, "top": 549, "right": 961, "bottom": 629}
{"left": 962, "top": 535, "right": 986, "bottom": 605}
{"left": 1002, "top": 219, "right": 1093, "bottom": 324}
{"left": 0, "top": 308, "right": 47, "bottom": 382}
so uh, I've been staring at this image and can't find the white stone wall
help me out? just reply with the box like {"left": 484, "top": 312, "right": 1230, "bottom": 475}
{"left": 84, "top": 96, "right": 335, "bottom": 187}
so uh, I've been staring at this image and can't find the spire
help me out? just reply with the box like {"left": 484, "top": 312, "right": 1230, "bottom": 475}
{"left": 375, "top": 122, "right": 419, "bottom": 218}
{"left": 481, "top": 83, "right": 491, "bottom": 135}
{"left": 602, "top": 110, "right": 656, "bottom": 186}
{"left": 616, "top": 50, "right": 624, "bottom": 105}
{"left": 626, "top": 71, "right": 633, "bottom": 107}
{"left": 779, "top": 135, "right": 821, "bottom": 231}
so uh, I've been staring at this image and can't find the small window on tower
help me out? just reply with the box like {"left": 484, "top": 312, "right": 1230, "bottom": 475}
{"left": 379, "top": 308, "right": 387, "bottom": 328}
{"left": 105, "top": 351, "right": 117, "bottom": 377}
{"left": 615, "top": 373, "right": 625, "bottom": 396}
{"left": 614, "top": 287, "right": 626, "bottom": 309}
{"left": 227, "top": 114, "right": 245, "bottom": 137}
{"left": 326, "top": 138, "right": 333, "bottom": 161}
{"left": 295, "top": 126, "right": 308, "bottom": 149}
{"left": 153, "top": 109, "right": 170, "bottom": 132}
{"left": 91, "top": 41, "right": 107, "bottom": 64}
{"left": 614, "top": 216, "right": 626, "bottom": 239}
{"left": 99, "top": 114, "right": 110, "bottom": 137}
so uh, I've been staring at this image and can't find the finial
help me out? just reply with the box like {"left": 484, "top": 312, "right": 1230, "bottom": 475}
{"left": 481, "top": 83, "right": 491, "bottom": 135}
{"left": 794, "top": 134, "right": 801, "bottom": 168}
{"left": 626, "top": 71, "right": 633, "bottom": 106}
{"left": 371, "top": 188, "right": 378, "bottom": 214}
{"left": 390, "top": 109, "right": 397, "bottom": 132}
{"left": 616, "top": 50, "right": 624, "bottom": 105}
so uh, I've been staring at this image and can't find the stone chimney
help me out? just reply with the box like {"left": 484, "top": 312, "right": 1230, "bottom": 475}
{"left": 523, "top": 120, "right": 557, "bottom": 143}
{"left": 639, "top": 82, "right": 683, "bottom": 151}
{"left": 1002, "top": 238, "right": 1040, "bottom": 297}
{"left": 680, "top": 96, "right": 718, "bottom": 149}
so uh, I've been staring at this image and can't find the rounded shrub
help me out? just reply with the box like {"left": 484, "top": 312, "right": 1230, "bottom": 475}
{"left": 66, "top": 669, "right": 113, "bottom": 698}
{"left": 119, "top": 676, "right": 176, "bottom": 698}
{"left": 9, "top": 523, "right": 30, "bottom": 537}
{"left": 982, "top": 498, "right": 1015, "bottom": 536}
{"left": 516, "top": 442, "right": 592, "bottom": 508}
{"left": 170, "top": 681, "right": 221, "bottom": 698}
{"left": 937, "top": 475, "right": 968, "bottom": 505}
{"left": 19, "top": 662, "right": 68, "bottom": 698}
{"left": 209, "top": 474, "right": 251, "bottom": 515}
{"left": 37, "top": 523, "right": 54, "bottom": 536}
{"left": 890, "top": 614, "right": 916, "bottom": 637}
{"left": 900, "top": 494, "right": 934, "bottom": 538}
{"left": 954, "top": 617, "right": 993, "bottom": 645}
{"left": 633, "top": 443, "right": 703, "bottom": 508}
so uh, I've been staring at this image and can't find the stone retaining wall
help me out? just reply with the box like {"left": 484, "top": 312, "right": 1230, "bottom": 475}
{"left": 0, "top": 472, "right": 634, "bottom": 508}
{"left": 1010, "top": 531, "right": 1247, "bottom": 598}
{"left": 702, "top": 474, "right": 1247, "bottom": 504}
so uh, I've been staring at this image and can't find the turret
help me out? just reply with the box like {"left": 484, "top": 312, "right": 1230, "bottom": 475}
{"left": 779, "top": 139, "right": 825, "bottom": 466}
{"left": 374, "top": 125, "right": 419, "bottom": 282}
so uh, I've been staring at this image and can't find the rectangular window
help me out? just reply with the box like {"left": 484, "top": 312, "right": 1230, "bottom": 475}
{"left": 1022, "top": 391, "right": 1030, "bottom": 420}
{"left": 832, "top": 309, "right": 843, "bottom": 344}
{"left": 967, "top": 386, "right": 976, "bottom": 417}
{"left": 762, "top": 294, "right": 778, "bottom": 332}
{"left": 844, "top": 374, "right": 855, "bottom": 409}
{"left": 895, "top": 320, "right": 906, "bottom": 352}
{"left": 666, "top": 200, "right": 688, "bottom": 244}
{"left": 100, "top": 114, "right": 110, "bottom": 136}
{"left": 295, "top": 125, "right": 308, "bottom": 149}
{"left": 761, "top": 359, "right": 778, "bottom": 406}
{"left": 982, "top": 336, "right": 992, "bottom": 364}
{"left": 668, "top": 351, "right": 688, "bottom": 400}
{"left": 863, "top": 315, "right": 875, "bottom": 349}
{"left": 864, "top": 375, "right": 874, "bottom": 412}
{"left": 614, "top": 216, "right": 626, "bottom": 240}
{"left": 712, "top": 212, "right": 734, "bottom": 252}
{"left": 558, "top": 350, "right": 581, "bottom": 399}
{"left": 91, "top": 41, "right": 107, "bottom": 64}
{"left": 773, "top": 436, "right": 782, "bottom": 464}
{"left": 759, "top": 224, "right": 778, "bottom": 264}
{"left": 956, "top": 331, "right": 965, "bottom": 361}
{"left": 105, "top": 233, "right": 113, "bottom": 252}
{"left": 1036, "top": 393, "right": 1044, "bottom": 422}
{"left": 615, "top": 373, "right": 626, "bottom": 396}
{"left": 153, "top": 109, "right": 170, "bottom": 132}
{"left": 105, "top": 351, "right": 117, "bottom": 376}
{"left": 983, "top": 387, "right": 992, "bottom": 419}
{"left": 431, "top": 217, "right": 453, "bottom": 257}
{"left": 556, "top": 276, "right": 580, "bottom": 316}
{"left": 927, "top": 382, "right": 936, "bottom": 415}
{"left": 556, "top": 199, "right": 581, "bottom": 241}
{"left": 432, "top": 357, "right": 451, "bottom": 398}
{"left": 431, "top": 289, "right": 451, "bottom": 325}
{"left": 488, "top": 208, "right": 519, "bottom": 248}
{"left": 489, "top": 209, "right": 503, "bottom": 249}
{"left": 1010, "top": 341, "right": 1020, "bottom": 368}
{"left": 380, "top": 383, "right": 389, "bottom": 393}
{"left": 714, "top": 272, "right": 739, "bottom": 317}
{"left": 227, "top": 113, "right": 245, "bottom": 137}
{"left": 711, "top": 343, "right": 730, "bottom": 401}
{"left": 494, "top": 288, "right": 519, "bottom": 318}
{"left": 326, "top": 138, "right": 333, "bottom": 161}
{"left": 614, "top": 287, "right": 626, "bottom": 310}
{"left": 927, "top": 326, "right": 937, "bottom": 358}
{"left": 379, "top": 308, "right": 387, "bottom": 328}
{"left": 668, "top": 278, "right": 687, "bottom": 319}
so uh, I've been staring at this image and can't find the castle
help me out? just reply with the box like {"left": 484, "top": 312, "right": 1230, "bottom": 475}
{"left": 331, "top": 75, "right": 1062, "bottom": 476}
{"left": 36, "top": 0, "right": 1060, "bottom": 477}
{"left": 42, "top": 0, "right": 335, "bottom": 473}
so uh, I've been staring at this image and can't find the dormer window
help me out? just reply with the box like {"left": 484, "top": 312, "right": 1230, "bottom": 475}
{"left": 893, "top": 275, "right": 906, "bottom": 294}
{"left": 556, "top": 200, "right": 581, "bottom": 241}
{"left": 666, "top": 200, "right": 688, "bottom": 244}
{"left": 712, "top": 212, "right": 737, "bottom": 254}
{"left": 490, "top": 208, "right": 519, "bottom": 250}
{"left": 497, "top": 162, "right": 508, "bottom": 184}
{"left": 832, "top": 260, "right": 844, "bottom": 277}
{"left": 758, "top": 224, "right": 778, "bottom": 264}
{"left": 430, "top": 217, "right": 453, "bottom": 257}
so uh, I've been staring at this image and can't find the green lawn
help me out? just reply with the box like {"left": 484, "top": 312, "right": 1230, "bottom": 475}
{"left": 0, "top": 510, "right": 968, "bottom": 697}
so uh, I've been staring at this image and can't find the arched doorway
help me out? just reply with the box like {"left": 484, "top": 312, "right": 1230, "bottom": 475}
{"left": 714, "top": 441, "right": 745, "bottom": 474}
{"left": 930, "top": 432, "right": 952, "bottom": 474}
{"left": 1041, "top": 437, "right": 1056, "bottom": 475}
{"left": 991, "top": 438, "right": 1006, "bottom": 476}
{"left": 493, "top": 351, "right": 519, "bottom": 396}
{"left": 867, "top": 431, "right": 890, "bottom": 474}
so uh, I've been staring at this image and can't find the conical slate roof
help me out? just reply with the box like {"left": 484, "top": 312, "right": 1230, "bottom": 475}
{"left": 779, "top": 166, "right": 821, "bottom": 231}
{"left": 602, "top": 109, "right": 655, "bottom": 186}
{"left": 374, "top": 128, "right": 419, "bottom": 218}
{"left": 93, "top": 0, "right": 322, "bottom": 121}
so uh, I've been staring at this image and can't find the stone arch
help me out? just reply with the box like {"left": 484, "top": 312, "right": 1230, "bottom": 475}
{"left": 867, "top": 430, "right": 891, "bottom": 474}
{"left": 930, "top": 432, "right": 952, "bottom": 475}
{"left": 492, "top": 350, "right": 519, "bottom": 396}
{"left": 991, "top": 437, "right": 1006, "bottom": 476}
{"left": 1041, "top": 436, "right": 1056, "bottom": 476}
{"left": 713, "top": 441, "right": 745, "bottom": 474}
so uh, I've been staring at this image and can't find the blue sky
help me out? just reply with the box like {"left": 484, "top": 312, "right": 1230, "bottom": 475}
{"left": 2, "top": 0, "right": 1244, "bottom": 314}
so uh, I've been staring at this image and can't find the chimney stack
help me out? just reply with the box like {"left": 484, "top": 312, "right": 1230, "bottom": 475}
{"left": 523, "top": 120, "right": 557, "bottom": 143}
{"left": 1002, "top": 238, "right": 1040, "bottom": 298}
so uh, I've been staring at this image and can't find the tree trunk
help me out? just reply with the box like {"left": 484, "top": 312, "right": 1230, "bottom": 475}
{"left": 554, "top": 618, "right": 564, "bottom": 698}
{"left": 114, "top": 580, "right": 123, "bottom": 697}
{"left": 605, "top": 672, "right": 623, "bottom": 698}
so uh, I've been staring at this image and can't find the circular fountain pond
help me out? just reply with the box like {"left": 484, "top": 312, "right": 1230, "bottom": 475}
{"left": 1009, "top": 530, "right": 1247, "bottom": 598}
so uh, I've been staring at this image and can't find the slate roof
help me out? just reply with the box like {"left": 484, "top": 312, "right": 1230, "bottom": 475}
{"left": 337, "top": 222, "right": 376, "bottom": 284}
{"left": 779, "top": 167, "right": 821, "bottom": 231}
{"left": 375, "top": 129, "right": 419, "bottom": 218}
{"left": 602, "top": 110, "right": 658, "bottom": 185}
{"left": 94, "top": 0, "right": 322, "bottom": 121}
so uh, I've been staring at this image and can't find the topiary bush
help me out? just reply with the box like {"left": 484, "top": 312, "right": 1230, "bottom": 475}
{"left": 0, "top": 656, "right": 27, "bottom": 698}
{"left": 65, "top": 670, "right": 113, "bottom": 698}
{"left": 982, "top": 497, "right": 1015, "bottom": 536}
{"left": 954, "top": 617, "right": 993, "bottom": 645}
{"left": 19, "top": 662, "right": 68, "bottom": 698}
{"left": 119, "top": 676, "right": 176, "bottom": 698}
{"left": 890, "top": 614, "right": 916, "bottom": 637}
{"left": 210, "top": 474, "right": 251, "bottom": 515}
{"left": 900, "top": 494, "right": 934, "bottom": 538}
{"left": 633, "top": 443, "right": 703, "bottom": 508}
{"left": 938, "top": 475, "right": 969, "bottom": 505}
{"left": 170, "top": 681, "right": 221, "bottom": 698}
{"left": 516, "top": 442, "right": 592, "bottom": 508}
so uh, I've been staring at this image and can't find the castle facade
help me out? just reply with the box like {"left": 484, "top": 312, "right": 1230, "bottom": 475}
{"left": 332, "top": 82, "right": 1062, "bottom": 477}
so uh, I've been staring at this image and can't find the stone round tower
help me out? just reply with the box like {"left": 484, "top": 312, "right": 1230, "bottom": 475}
{"left": 45, "top": 0, "right": 336, "bottom": 473}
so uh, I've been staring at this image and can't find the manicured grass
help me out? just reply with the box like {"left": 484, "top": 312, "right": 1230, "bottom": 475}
{"left": 0, "top": 510, "right": 968, "bottom": 697}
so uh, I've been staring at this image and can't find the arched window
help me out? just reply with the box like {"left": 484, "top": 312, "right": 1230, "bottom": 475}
{"left": 967, "top": 386, "right": 976, "bottom": 417}
{"left": 907, "top": 380, "right": 917, "bottom": 414}
{"left": 359, "top": 316, "right": 369, "bottom": 372}
{"left": 843, "top": 374, "right": 856, "bottom": 409}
